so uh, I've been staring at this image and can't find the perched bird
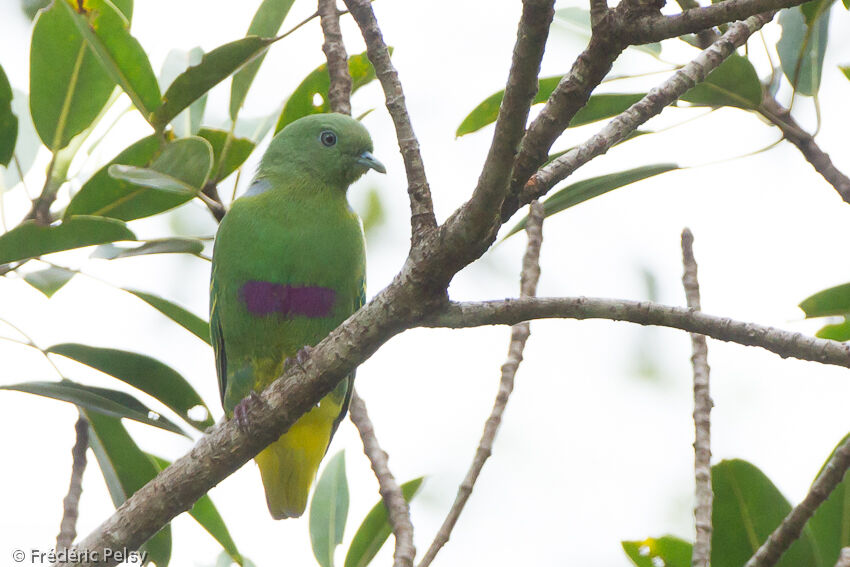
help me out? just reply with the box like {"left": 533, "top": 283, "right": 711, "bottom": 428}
{"left": 210, "top": 113, "right": 385, "bottom": 519}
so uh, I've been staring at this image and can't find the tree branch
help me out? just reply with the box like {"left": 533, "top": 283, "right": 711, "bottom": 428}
{"left": 319, "top": 0, "right": 352, "bottom": 116}
{"left": 521, "top": 12, "right": 774, "bottom": 209}
{"left": 341, "top": 0, "right": 437, "bottom": 244}
{"left": 424, "top": 296, "right": 850, "bottom": 369}
{"left": 744, "top": 435, "right": 850, "bottom": 567}
{"left": 56, "top": 415, "right": 89, "bottom": 551}
{"left": 445, "top": 0, "right": 554, "bottom": 254}
{"left": 349, "top": 390, "right": 415, "bottom": 567}
{"left": 835, "top": 548, "right": 850, "bottom": 567}
{"left": 420, "top": 201, "right": 544, "bottom": 567}
{"left": 681, "top": 229, "right": 713, "bottom": 567}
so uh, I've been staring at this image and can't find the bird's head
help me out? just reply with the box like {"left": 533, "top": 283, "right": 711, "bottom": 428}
{"left": 260, "top": 113, "right": 385, "bottom": 189}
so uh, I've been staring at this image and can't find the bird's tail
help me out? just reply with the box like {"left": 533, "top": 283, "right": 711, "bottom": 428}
{"left": 255, "top": 401, "right": 338, "bottom": 519}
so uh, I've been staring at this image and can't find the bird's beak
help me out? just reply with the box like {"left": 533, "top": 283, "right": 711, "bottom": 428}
{"left": 357, "top": 151, "right": 386, "bottom": 174}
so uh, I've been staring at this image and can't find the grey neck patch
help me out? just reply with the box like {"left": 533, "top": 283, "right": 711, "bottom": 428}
{"left": 243, "top": 178, "right": 273, "bottom": 198}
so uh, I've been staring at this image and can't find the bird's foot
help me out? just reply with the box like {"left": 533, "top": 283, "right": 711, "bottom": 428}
{"left": 233, "top": 391, "right": 265, "bottom": 432}
{"left": 284, "top": 345, "right": 314, "bottom": 373}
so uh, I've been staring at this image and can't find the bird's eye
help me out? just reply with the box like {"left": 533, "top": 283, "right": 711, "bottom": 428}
{"left": 320, "top": 130, "right": 337, "bottom": 147}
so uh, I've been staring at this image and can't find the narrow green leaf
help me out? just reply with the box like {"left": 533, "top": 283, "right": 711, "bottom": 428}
{"left": 197, "top": 128, "right": 256, "bottom": 182}
{"left": 276, "top": 50, "right": 384, "bottom": 134}
{"left": 801, "top": 0, "right": 836, "bottom": 23}
{"left": 800, "top": 283, "right": 850, "bottom": 318}
{"left": 59, "top": 0, "right": 161, "bottom": 119}
{"left": 234, "top": 110, "right": 280, "bottom": 142}
{"left": 841, "top": 66, "right": 850, "bottom": 81}
{"left": 777, "top": 5, "right": 830, "bottom": 96}
{"left": 310, "top": 451, "right": 349, "bottom": 567}
{"left": 815, "top": 317, "right": 850, "bottom": 341}
{"left": 0, "top": 216, "right": 135, "bottom": 264}
{"left": 29, "top": 1, "right": 115, "bottom": 150}
{"left": 621, "top": 536, "right": 693, "bottom": 567}
{"left": 569, "top": 93, "right": 645, "bottom": 127}
{"left": 123, "top": 288, "right": 211, "bottom": 345}
{"left": 85, "top": 411, "right": 172, "bottom": 566}
{"left": 229, "top": 0, "right": 297, "bottom": 121}
{"left": 23, "top": 266, "right": 75, "bottom": 297}
{"left": 504, "top": 164, "right": 679, "bottom": 238}
{"left": 809, "top": 433, "right": 850, "bottom": 567}
{"left": 150, "top": 455, "right": 243, "bottom": 565}
{"left": 344, "top": 478, "right": 423, "bottom": 567}
{"left": 152, "top": 36, "right": 274, "bottom": 132}
{"left": 711, "top": 459, "right": 820, "bottom": 567}
{"left": 95, "top": 136, "right": 212, "bottom": 220}
{"left": 0, "top": 380, "right": 186, "bottom": 435}
{"left": 92, "top": 237, "right": 205, "bottom": 260}
{"left": 66, "top": 135, "right": 161, "bottom": 219}
{"left": 47, "top": 343, "right": 214, "bottom": 429}
{"left": 0, "top": 64, "right": 17, "bottom": 167}
{"left": 680, "top": 54, "right": 763, "bottom": 109}
{"left": 161, "top": 48, "right": 207, "bottom": 137}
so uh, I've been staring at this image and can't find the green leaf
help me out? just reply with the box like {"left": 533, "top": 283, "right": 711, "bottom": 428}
{"left": 123, "top": 288, "right": 211, "bottom": 345}
{"left": 47, "top": 343, "right": 214, "bottom": 429}
{"left": 85, "top": 411, "right": 172, "bottom": 566}
{"left": 29, "top": 1, "right": 115, "bottom": 150}
{"left": 0, "top": 380, "right": 186, "bottom": 435}
{"left": 680, "top": 53, "right": 763, "bottom": 109}
{"left": 456, "top": 74, "right": 643, "bottom": 137}
{"left": 161, "top": 48, "right": 207, "bottom": 137}
{"left": 276, "top": 50, "right": 383, "bottom": 134}
{"left": 310, "top": 451, "right": 349, "bottom": 567}
{"left": 23, "top": 266, "right": 75, "bottom": 297}
{"left": 504, "top": 164, "right": 679, "bottom": 238}
{"left": 0, "top": 216, "right": 135, "bottom": 264}
{"left": 0, "top": 64, "right": 17, "bottom": 167}
{"left": 85, "top": 136, "right": 212, "bottom": 220}
{"left": 841, "top": 66, "right": 850, "bottom": 81}
{"left": 65, "top": 135, "right": 160, "bottom": 219}
{"left": 711, "top": 459, "right": 820, "bottom": 567}
{"left": 777, "top": 5, "right": 831, "bottom": 96}
{"left": 809, "top": 433, "right": 850, "bottom": 567}
{"left": 59, "top": 0, "right": 161, "bottom": 120}
{"left": 150, "top": 455, "right": 243, "bottom": 565}
{"left": 799, "top": 283, "right": 850, "bottom": 318}
{"left": 344, "top": 478, "right": 423, "bottom": 567}
{"left": 621, "top": 536, "right": 693, "bottom": 567}
{"left": 197, "top": 128, "right": 256, "bottom": 182}
{"left": 92, "top": 237, "right": 205, "bottom": 260}
{"left": 229, "top": 0, "right": 296, "bottom": 121}
{"left": 358, "top": 187, "right": 386, "bottom": 236}
{"left": 814, "top": 317, "right": 850, "bottom": 341}
{"left": 151, "top": 36, "right": 274, "bottom": 132}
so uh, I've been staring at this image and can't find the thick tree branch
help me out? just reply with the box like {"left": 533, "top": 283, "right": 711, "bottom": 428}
{"left": 341, "top": 0, "right": 437, "bottom": 244}
{"left": 681, "top": 229, "right": 713, "bottom": 567}
{"left": 56, "top": 415, "right": 89, "bottom": 551}
{"left": 744, "top": 435, "right": 850, "bottom": 567}
{"left": 420, "top": 201, "right": 544, "bottom": 567}
{"left": 349, "top": 390, "right": 415, "bottom": 567}
{"left": 446, "top": 0, "right": 554, "bottom": 254}
{"left": 319, "top": 0, "right": 352, "bottom": 116}
{"left": 425, "top": 297, "right": 850, "bottom": 369}
{"left": 521, "top": 12, "right": 773, "bottom": 208}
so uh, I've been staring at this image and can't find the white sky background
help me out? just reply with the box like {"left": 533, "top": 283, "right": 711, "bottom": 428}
{"left": 1, "top": 1, "right": 850, "bottom": 566}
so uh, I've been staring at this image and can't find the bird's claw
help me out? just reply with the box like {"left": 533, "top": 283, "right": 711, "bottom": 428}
{"left": 233, "top": 391, "right": 265, "bottom": 432}
{"left": 284, "top": 345, "right": 314, "bottom": 373}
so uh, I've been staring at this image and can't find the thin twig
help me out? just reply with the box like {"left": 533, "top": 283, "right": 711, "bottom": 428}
{"left": 419, "top": 200, "right": 544, "bottom": 567}
{"left": 341, "top": 0, "right": 437, "bottom": 244}
{"left": 745, "top": 435, "right": 850, "bottom": 567}
{"left": 523, "top": 12, "right": 774, "bottom": 208}
{"left": 349, "top": 390, "right": 415, "bottom": 567}
{"left": 681, "top": 228, "right": 713, "bottom": 567}
{"left": 319, "top": 0, "right": 352, "bottom": 115}
{"left": 56, "top": 415, "right": 89, "bottom": 551}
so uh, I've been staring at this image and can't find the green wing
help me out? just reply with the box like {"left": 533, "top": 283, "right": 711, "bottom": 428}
{"left": 210, "top": 261, "right": 228, "bottom": 407}
{"left": 328, "top": 275, "right": 365, "bottom": 437}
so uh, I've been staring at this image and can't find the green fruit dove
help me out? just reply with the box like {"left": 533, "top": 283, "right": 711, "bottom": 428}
{"left": 210, "top": 113, "right": 385, "bottom": 519}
